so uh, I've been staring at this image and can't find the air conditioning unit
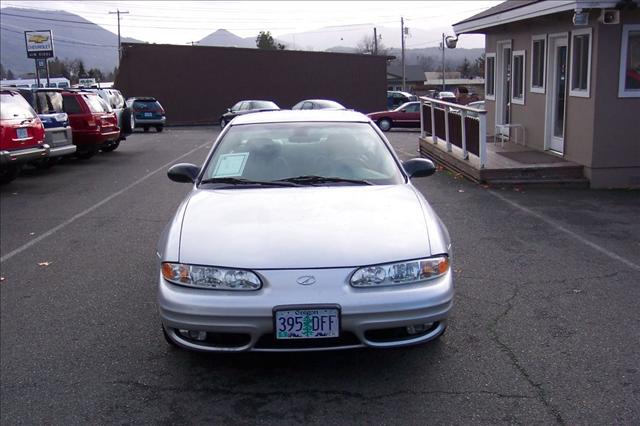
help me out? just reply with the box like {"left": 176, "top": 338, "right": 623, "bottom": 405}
{"left": 600, "top": 9, "right": 620, "bottom": 24}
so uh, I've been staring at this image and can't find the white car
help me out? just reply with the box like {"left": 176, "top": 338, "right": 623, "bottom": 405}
{"left": 157, "top": 110, "right": 453, "bottom": 352}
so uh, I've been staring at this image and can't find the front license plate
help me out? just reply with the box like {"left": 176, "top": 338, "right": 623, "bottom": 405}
{"left": 275, "top": 308, "right": 340, "bottom": 339}
{"left": 16, "top": 127, "right": 28, "bottom": 139}
{"left": 144, "top": 112, "right": 152, "bottom": 117}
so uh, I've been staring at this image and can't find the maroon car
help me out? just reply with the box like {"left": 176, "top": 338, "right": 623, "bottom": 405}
{"left": 367, "top": 101, "right": 421, "bottom": 132}
{"left": 62, "top": 91, "right": 120, "bottom": 159}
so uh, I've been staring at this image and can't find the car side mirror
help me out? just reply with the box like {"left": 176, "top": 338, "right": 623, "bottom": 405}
{"left": 400, "top": 109, "right": 406, "bottom": 112}
{"left": 167, "top": 163, "right": 200, "bottom": 183}
{"left": 227, "top": 108, "right": 231, "bottom": 112}
{"left": 403, "top": 158, "right": 436, "bottom": 178}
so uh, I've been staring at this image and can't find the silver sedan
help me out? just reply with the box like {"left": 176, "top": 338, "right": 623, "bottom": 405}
{"left": 158, "top": 110, "right": 453, "bottom": 352}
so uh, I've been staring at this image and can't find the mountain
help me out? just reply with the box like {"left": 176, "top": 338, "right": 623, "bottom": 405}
{"left": 0, "top": 7, "right": 139, "bottom": 76}
{"left": 198, "top": 29, "right": 255, "bottom": 48}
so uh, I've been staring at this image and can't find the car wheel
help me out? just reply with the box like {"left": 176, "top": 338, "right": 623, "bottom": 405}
{"left": 0, "top": 165, "right": 21, "bottom": 184}
{"left": 378, "top": 118, "right": 392, "bottom": 132}
{"left": 220, "top": 118, "right": 226, "bottom": 128}
{"left": 155, "top": 125, "right": 163, "bottom": 132}
{"left": 76, "top": 148, "right": 96, "bottom": 160}
{"left": 33, "top": 158, "right": 59, "bottom": 170}
{"left": 121, "top": 107, "right": 133, "bottom": 134}
{"left": 143, "top": 126, "right": 150, "bottom": 133}
{"left": 101, "top": 141, "right": 120, "bottom": 153}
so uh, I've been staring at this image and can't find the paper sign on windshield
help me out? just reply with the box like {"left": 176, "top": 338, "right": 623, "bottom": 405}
{"left": 212, "top": 153, "right": 249, "bottom": 177}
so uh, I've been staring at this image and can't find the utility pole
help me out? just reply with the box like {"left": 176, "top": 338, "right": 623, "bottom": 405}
{"left": 373, "top": 27, "right": 378, "bottom": 55}
{"left": 441, "top": 33, "right": 446, "bottom": 91}
{"left": 401, "top": 17, "right": 405, "bottom": 91}
{"left": 109, "top": 9, "right": 129, "bottom": 67}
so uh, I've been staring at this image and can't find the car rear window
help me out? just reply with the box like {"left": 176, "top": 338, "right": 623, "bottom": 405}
{"left": 0, "top": 92, "right": 37, "bottom": 120}
{"left": 62, "top": 96, "right": 84, "bottom": 114}
{"left": 35, "top": 91, "right": 64, "bottom": 114}
{"left": 249, "top": 101, "right": 278, "bottom": 110}
{"left": 133, "top": 100, "right": 161, "bottom": 110}
{"left": 83, "top": 94, "right": 110, "bottom": 113}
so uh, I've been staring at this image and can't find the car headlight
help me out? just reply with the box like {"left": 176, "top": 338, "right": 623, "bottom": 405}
{"left": 350, "top": 256, "right": 449, "bottom": 288}
{"left": 161, "top": 262, "right": 262, "bottom": 290}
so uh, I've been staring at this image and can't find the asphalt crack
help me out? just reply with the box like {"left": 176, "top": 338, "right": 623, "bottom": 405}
{"left": 486, "top": 281, "right": 567, "bottom": 425}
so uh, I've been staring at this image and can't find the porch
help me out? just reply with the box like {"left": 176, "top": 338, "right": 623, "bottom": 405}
{"left": 418, "top": 97, "right": 588, "bottom": 186}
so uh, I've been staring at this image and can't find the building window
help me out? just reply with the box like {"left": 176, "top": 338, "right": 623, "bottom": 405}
{"left": 531, "top": 35, "right": 546, "bottom": 93}
{"left": 511, "top": 50, "right": 525, "bottom": 105}
{"left": 569, "top": 28, "right": 592, "bottom": 97}
{"left": 619, "top": 24, "right": 640, "bottom": 98}
{"left": 486, "top": 53, "right": 496, "bottom": 100}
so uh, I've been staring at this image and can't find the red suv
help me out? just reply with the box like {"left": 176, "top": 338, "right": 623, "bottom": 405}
{"left": 0, "top": 89, "right": 49, "bottom": 183}
{"left": 62, "top": 91, "right": 120, "bottom": 159}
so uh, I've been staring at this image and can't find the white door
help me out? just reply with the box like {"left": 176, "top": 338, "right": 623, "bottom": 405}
{"left": 546, "top": 35, "right": 568, "bottom": 154}
{"left": 496, "top": 41, "right": 512, "bottom": 137}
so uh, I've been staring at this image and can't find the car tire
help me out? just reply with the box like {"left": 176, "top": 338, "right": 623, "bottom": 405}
{"left": 143, "top": 126, "right": 150, "bottom": 133}
{"left": 121, "top": 107, "right": 133, "bottom": 134}
{"left": 220, "top": 118, "right": 226, "bottom": 128}
{"left": 378, "top": 118, "right": 392, "bottom": 132}
{"left": 76, "top": 148, "right": 96, "bottom": 160}
{"left": 130, "top": 112, "right": 136, "bottom": 132}
{"left": 155, "top": 125, "right": 163, "bottom": 132}
{"left": 0, "top": 165, "right": 21, "bottom": 184}
{"left": 33, "top": 158, "right": 59, "bottom": 170}
{"left": 101, "top": 141, "right": 120, "bottom": 153}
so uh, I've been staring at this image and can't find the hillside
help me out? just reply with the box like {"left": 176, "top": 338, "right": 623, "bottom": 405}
{"left": 0, "top": 7, "right": 139, "bottom": 75}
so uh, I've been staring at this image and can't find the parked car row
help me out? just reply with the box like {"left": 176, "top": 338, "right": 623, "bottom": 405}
{"left": 0, "top": 86, "right": 166, "bottom": 184}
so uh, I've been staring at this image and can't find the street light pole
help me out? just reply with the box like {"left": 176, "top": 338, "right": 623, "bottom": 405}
{"left": 441, "top": 33, "right": 446, "bottom": 92}
{"left": 109, "top": 9, "right": 129, "bottom": 67}
{"left": 401, "top": 17, "right": 406, "bottom": 91}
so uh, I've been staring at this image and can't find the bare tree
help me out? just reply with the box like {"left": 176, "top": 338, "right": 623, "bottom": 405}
{"left": 356, "top": 35, "right": 389, "bottom": 56}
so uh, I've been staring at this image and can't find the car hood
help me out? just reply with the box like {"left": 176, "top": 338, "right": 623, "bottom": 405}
{"left": 178, "top": 185, "right": 432, "bottom": 269}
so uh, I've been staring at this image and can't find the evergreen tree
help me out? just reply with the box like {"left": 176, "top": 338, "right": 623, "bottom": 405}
{"left": 255, "top": 31, "right": 285, "bottom": 50}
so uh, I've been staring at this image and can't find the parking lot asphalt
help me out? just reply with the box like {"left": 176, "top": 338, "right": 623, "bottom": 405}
{"left": 1, "top": 127, "right": 639, "bottom": 424}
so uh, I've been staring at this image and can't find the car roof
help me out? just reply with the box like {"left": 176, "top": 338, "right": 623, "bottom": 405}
{"left": 129, "top": 97, "right": 157, "bottom": 101}
{"left": 230, "top": 109, "right": 370, "bottom": 125}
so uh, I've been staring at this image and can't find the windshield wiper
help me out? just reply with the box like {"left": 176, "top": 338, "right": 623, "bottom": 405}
{"left": 275, "top": 175, "right": 372, "bottom": 186}
{"left": 199, "top": 177, "right": 299, "bottom": 187}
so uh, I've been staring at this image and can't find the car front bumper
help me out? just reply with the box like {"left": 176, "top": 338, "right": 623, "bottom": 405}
{"left": 158, "top": 267, "right": 453, "bottom": 352}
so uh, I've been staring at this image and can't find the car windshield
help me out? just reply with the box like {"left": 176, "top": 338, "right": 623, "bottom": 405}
{"left": 201, "top": 122, "right": 404, "bottom": 187}
{"left": 35, "top": 91, "right": 64, "bottom": 114}
{"left": 0, "top": 93, "right": 37, "bottom": 120}
{"left": 83, "top": 94, "right": 110, "bottom": 113}
{"left": 249, "top": 101, "right": 278, "bottom": 110}
{"left": 316, "top": 100, "right": 344, "bottom": 109}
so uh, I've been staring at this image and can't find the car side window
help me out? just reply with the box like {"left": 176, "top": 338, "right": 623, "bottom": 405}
{"left": 62, "top": 96, "right": 83, "bottom": 114}
{"left": 406, "top": 103, "right": 419, "bottom": 112}
{"left": 302, "top": 102, "right": 313, "bottom": 110}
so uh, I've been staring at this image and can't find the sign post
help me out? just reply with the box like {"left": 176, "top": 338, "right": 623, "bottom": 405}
{"left": 24, "top": 30, "right": 54, "bottom": 87}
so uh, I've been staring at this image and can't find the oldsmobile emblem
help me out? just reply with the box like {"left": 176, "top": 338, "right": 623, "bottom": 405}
{"left": 296, "top": 275, "right": 316, "bottom": 286}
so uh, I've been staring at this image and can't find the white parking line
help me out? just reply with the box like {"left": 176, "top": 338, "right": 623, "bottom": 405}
{"left": 488, "top": 189, "right": 640, "bottom": 272}
{"left": 0, "top": 142, "right": 210, "bottom": 264}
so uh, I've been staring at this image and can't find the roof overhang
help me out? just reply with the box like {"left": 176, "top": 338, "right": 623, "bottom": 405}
{"left": 453, "top": 0, "right": 619, "bottom": 34}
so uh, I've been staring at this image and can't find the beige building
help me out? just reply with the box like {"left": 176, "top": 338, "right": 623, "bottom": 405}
{"left": 453, "top": 0, "right": 640, "bottom": 188}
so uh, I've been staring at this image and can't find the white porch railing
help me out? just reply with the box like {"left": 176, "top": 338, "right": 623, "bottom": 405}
{"left": 419, "top": 96, "right": 488, "bottom": 168}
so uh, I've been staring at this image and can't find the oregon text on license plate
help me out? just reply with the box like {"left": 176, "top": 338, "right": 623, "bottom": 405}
{"left": 17, "top": 128, "right": 28, "bottom": 139}
{"left": 275, "top": 308, "right": 339, "bottom": 339}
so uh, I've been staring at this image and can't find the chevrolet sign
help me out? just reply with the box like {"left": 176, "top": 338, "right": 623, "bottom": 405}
{"left": 25, "top": 30, "right": 54, "bottom": 59}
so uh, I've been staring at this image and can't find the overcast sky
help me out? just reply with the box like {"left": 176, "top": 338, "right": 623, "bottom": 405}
{"left": 1, "top": 1, "right": 500, "bottom": 48}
